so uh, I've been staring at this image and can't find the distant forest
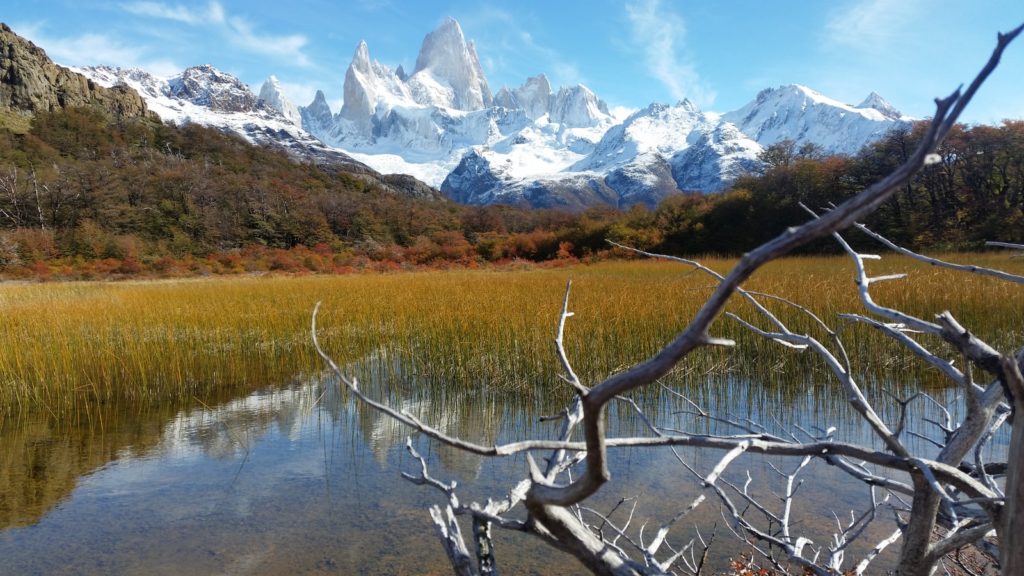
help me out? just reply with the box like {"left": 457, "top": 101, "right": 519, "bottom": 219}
{"left": 1, "top": 107, "right": 1022, "bottom": 279}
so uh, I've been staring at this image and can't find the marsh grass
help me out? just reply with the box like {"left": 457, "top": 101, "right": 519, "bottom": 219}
{"left": 0, "top": 254, "right": 1021, "bottom": 421}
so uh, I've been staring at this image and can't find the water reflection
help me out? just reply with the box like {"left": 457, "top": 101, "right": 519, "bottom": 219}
{"left": 0, "top": 365, "right": 572, "bottom": 575}
{"left": 0, "top": 363, "right": 998, "bottom": 575}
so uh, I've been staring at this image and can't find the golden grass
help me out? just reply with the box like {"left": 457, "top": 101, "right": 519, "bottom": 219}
{"left": 1, "top": 253, "right": 1021, "bottom": 421}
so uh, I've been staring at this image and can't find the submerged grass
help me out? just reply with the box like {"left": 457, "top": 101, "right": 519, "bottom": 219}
{"left": 0, "top": 253, "right": 1021, "bottom": 421}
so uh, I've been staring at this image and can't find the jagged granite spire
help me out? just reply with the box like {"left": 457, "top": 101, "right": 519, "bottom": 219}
{"left": 339, "top": 41, "right": 377, "bottom": 129}
{"left": 409, "top": 17, "right": 492, "bottom": 110}
{"left": 550, "top": 84, "right": 609, "bottom": 127}
{"left": 258, "top": 75, "right": 301, "bottom": 126}
{"left": 513, "top": 74, "right": 552, "bottom": 120}
{"left": 300, "top": 89, "right": 334, "bottom": 135}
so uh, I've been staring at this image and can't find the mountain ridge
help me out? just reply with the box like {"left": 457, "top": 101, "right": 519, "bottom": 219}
{"left": 31, "top": 18, "right": 910, "bottom": 210}
{"left": 295, "top": 18, "right": 908, "bottom": 209}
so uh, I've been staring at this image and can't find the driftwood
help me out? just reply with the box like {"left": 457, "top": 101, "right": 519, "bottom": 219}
{"left": 313, "top": 23, "right": 1024, "bottom": 576}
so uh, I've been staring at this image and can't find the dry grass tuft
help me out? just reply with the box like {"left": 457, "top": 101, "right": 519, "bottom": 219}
{"left": 1, "top": 254, "right": 1020, "bottom": 420}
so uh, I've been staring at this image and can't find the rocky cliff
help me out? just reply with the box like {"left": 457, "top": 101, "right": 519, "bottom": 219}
{"left": 1, "top": 23, "right": 153, "bottom": 123}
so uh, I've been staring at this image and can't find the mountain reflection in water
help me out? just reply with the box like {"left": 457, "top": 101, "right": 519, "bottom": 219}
{"left": 0, "top": 366, "right": 995, "bottom": 575}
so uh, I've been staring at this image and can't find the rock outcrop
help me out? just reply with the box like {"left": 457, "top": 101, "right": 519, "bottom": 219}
{"left": 0, "top": 23, "right": 152, "bottom": 120}
{"left": 167, "top": 65, "right": 258, "bottom": 113}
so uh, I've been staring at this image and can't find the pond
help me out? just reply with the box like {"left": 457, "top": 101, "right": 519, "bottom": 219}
{"left": 0, "top": 259, "right": 1017, "bottom": 574}
{"left": 0, "top": 360, "right": 976, "bottom": 575}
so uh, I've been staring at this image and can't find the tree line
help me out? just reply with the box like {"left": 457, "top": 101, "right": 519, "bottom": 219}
{"left": 0, "top": 106, "right": 1021, "bottom": 279}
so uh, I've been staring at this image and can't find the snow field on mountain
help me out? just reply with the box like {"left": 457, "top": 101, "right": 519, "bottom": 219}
{"left": 70, "top": 18, "right": 909, "bottom": 208}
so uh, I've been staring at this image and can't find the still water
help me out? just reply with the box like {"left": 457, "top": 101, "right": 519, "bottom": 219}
{"left": 0, "top": 364, "right": 978, "bottom": 575}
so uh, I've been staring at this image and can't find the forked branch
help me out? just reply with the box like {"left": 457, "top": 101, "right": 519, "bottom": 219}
{"left": 311, "top": 23, "right": 1022, "bottom": 576}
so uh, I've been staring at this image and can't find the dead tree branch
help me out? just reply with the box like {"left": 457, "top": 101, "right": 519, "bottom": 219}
{"left": 311, "top": 23, "right": 1023, "bottom": 576}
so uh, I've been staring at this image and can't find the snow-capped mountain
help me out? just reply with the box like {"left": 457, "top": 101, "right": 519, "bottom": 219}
{"left": 857, "top": 91, "right": 904, "bottom": 121}
{"left": 294, "top": 18, "right": 906, "bottom": 208}
{"left": 258, "top": 75, "right": 302, "bottom": 127}
{"left": 721, "top": 84, "right": 906, "bottom": 156}
{"left": 300, "top": 17, "right": 617, "bottom": 190}
{"left": 494, "top": 74, "right": 551, "bottom": 120}
{"left": 72, "top": 17, "right": 909, "bottom": 210}
{"left": 167, "top": 64, "right": 258, "bottom": 113}
{"left": 409, "top": 17, "right": 491, "bottom": 110}
{"left": 444, "top": 99, "right": 763, "bottom": 208}
{"left": 74, "top": 64, "right": 368, "bottom": 170}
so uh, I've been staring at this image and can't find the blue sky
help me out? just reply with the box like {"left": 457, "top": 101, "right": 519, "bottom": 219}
{"left": 7, "top": 1, "right": 1024, "bottom": 124}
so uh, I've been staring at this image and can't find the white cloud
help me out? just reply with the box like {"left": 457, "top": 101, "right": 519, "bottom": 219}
{"left": 121, "top": 2, "right": 208, "bottom": 25}
{"left": 208, "top": 1, "right": 226, "bottom": 24}
{"left": 625, "top": 0, "right": 715, "bottom": 107}
{"left": 15, "top": 23, "right": 181, "bottom": 75}
{"left": 122, "top": 1, "right": 310, "bottom": 67}
{"left": 224, "top": 16, "right": 310, "bottom": 67}
{"left": 276, "top": 80, "right": 320, "bottom": 108}
{"left": 823, "top": 0, "right": 923, "bottom": 55}
{"left": 609, "top": 105, "right": 638, "bottom": 122}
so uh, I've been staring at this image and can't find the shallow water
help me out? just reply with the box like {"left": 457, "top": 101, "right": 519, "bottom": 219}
{"left": 0, "top": 364, "right": 1000, "bottom": 575}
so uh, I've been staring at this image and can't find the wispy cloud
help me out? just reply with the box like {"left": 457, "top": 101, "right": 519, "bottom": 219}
{"left": 823, "top": 0, "right": 923, "bottom": 55}
{"left": 625, "top": 0, "right": 714, "bottom": 106}
{"left": 15, "top": 22, "right": 181, "bottom": 75}
{"left": 120, "top": 1, "right": 213, "bottom": 25}
{"left": 224, "top": 15, "right": 310, "bottom": 66}
{"left": 458, "top": 7, "right": 584, "bottom": 89}
{"left": 121, "top": 1, "right": 310, "bottom": 66}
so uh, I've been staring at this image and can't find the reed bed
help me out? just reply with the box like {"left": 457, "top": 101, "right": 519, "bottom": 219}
{"left": 0, "top": 253, "right": 1021, "bottom": 421}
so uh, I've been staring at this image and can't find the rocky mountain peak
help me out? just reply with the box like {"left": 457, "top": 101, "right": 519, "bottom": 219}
{"left": 514, "top": 74, "right": 553, "bottom": 120}
{"left": 168, "top": 64, "right": 258, "bottom": 113}
{"left": 857, "top": 91, "right": 902, "bottom": 120}
{"left": 722, "top": 83, "right": 907, "bottom": 156}
{"left": 409, "top": 17, "right": 491, "bottom": 110}
{"left": 550, "top": 84, "right": 610, "bottom": 128}
{"left": 300, "top": 89, "right": 335, "bottom": 136}
{"left": 258, "top": 75, "right": 301, "bottom": 127}
{"left": 412, "top": 17, "right": 464, "bottom": 75}
{"left": 339, "top": 41, "right": 382, "bottom": 129}
{"left": 493, "top": 86, "right": 516, "bottom": 109}
{"left": 307, "top": 90, "right": 331, "bottom": 114}
{"left": 352, "top": 40, "right": 372, "bottom": 74}
{"left": 676, "top": 98, "right": 699, "bottom": 113}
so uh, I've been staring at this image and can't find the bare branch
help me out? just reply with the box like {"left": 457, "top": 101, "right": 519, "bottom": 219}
{"left": 727, "top": 310, "right": 908, "bottom": 456}
{"left": 854, "top": 224, "right": 1024, "bottom": 284}
{"left": 986, "top": 240, "right": 1024, "bottom": 251}
{"left": 926, "top": 521, "right": 996, "bottom": 565}
{"left": 854, "top": 527, "right": 903, "bottom": 575}
{"left": 839, "top": 313, "right": 965, "bottom": 384}
{"left": 402, "top": 438, "right": 460, "bottom": 504}
{"left": 430, "top": 504, "right": 478, "bottom": 576}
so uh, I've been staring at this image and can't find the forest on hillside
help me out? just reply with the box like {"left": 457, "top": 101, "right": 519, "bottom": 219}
{"left": 0, "top": 107, "right": 1022, "bottom": 279}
